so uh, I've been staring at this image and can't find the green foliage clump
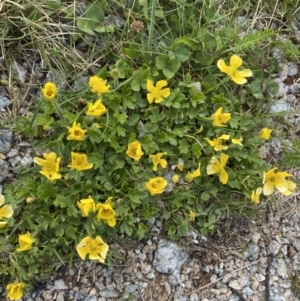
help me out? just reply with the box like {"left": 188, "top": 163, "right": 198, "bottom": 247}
{"left": 1, "top": 0, "right": 299, "bottom": 299}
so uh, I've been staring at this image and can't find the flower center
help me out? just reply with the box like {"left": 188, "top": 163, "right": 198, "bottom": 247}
{"left": 44, "top": 159, "right": 56, "bottom": 172}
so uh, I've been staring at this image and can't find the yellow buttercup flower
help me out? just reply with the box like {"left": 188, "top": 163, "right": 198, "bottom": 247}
{"left": 0, "top": 194, "right": 13, "bottom": 228}
{"left": 204, "top": 134, "right": 230, "bottom": 151}
{"left": 185, "top": 163, "right": 201, "bottom": 182}
{"left": 86, "top": 99, "right": 107, "bottom": 117}
{"left": 211, "top": 107, "right": 231, "bottom": 127}
{"left": 188, "top": 210, "right": 196, "bottom": 222}
{"left": 77, "top": 196, "right": 96, "bottom": 217}
{"left": 251, "top": 187, "right": 262, "bottom": 205}
{"left": 89, "top": 76, "right": 110, "bottom": 94}
{"left": 259, "top": 128, "right": 272, "bottom": 140}
{"left": 16, "top": 232, "right": 35, "bottom": 252}
{"left": 172, "top": 174, "right": 180, "bottom": 183}
{"left": 68, "top": 152, "right": 93, "bottom": 171}
{"left": 6, "top": 282, "right": 25, "bottom": 301}
{"left": 263, "top": 168, "right": 296, "bottom": 196}
{"left": 194, "top": 126, "right": 204, "bottom": 134}
{"left": 126, "top": 141, "right": 144, "bottom": 161}
{"left": 67, "top": 121, "right": 86, "bottom": 141}
{"left": 76, "top": 236, "right": 109, "bottom": 263}
{"left": 149, "top": 152, "right": 167, "bottom": 171}
{"left": 232, "top": 137, "right": 243, "bottom": 146}
{"left": 146, "top": 79, "right": 170, "bottom": 104}
{"left": 41, "top": 82, "right": 57, "bottom": 100}
{"left": 96, "top": 197, "right": 116, "bottom": 227}
{"left": 33, "top": 152, "right": 61, "bottom": 182}
{"left": 217, "top": 55, "right": 253, "bottom": 84}
{"left": 145, "top": 177, "right": 168, "bottom": 196}
{"left": 206, "top": 153, "right": 229, "bottom": 184}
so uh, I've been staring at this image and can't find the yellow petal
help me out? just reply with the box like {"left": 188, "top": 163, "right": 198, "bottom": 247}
{"left": 219, "top": 169, "right": 228, "bottom": 184}
{"left": 238, "top": 69, "right": 253, "bottom": 77}
{"left": 263, "top": 182, "right": 274, "bottom": 196}
{"left": 146, "top": 79, "right": 154, "bottom": 91}
{"left": 0, "top": 194, "right": 4, "bottom": 206}
{"left": 0, "top": 205, "right": 13, "bottom": 218}
{"left": 230, "top": 55, "right": 243, "bottom": 69}
{"left": 217, "top": 59, "right": 231, "bottom": 74}
{"left": 231, "top": 76, "right": 248, "bottom": 85}
{"left": 156, "top": 80, "right": 168, "bottom": 90}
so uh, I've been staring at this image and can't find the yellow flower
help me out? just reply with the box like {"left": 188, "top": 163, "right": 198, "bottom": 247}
{"left": 206, "top": 153, "right": 229, "bottom": 184}
{"left": 77, "top": 196, "right": 96, "bottom": 217}
{"left": 126, "top": 141, "right": 144, "bottom": 161}
{"left": 177, "top": 158, "right": 184, "bottom": 171}
{"left": 86, "top": 99, "right": 107, "bottom": 117}
{"left": 26, "top": 197, "right": 36, "bottom": 203}
{"left": 43, "top": 125, "right": 51, "bottom": 131}
{"left": 204, "top": 134, "right": 230, "bottom": 151}
{"left": 145, "top": 177, "right": 167, "bottom": 196}
{"left": 96, "top": 197, "right": 116, "bottom": 227}
{"left": 149, "top": 152, "right": 167, "bottom": 171}
{"left": 6, "top": 282, "right": 25, "bottom": 301}
{"left": 232, "top": 137, "right": 243, "bottom": 146}
{"left": 16, "top": 232, "right": 35, "bottom": 252}
{"left": 251, "top": 187, "right": 262, "bottom": 205}
{"left": 68, "top": 152, "right": 93, "bottom": 171}
{"left": 188, "top": 210, "right": 196, "bottom": 222}
{"left": 33, "top": 152, "right": 61, "bottom": 182}
{"left": 185, "top": 163, "right": 201, "bottom": 182}
{"left": 67, "top": 121, "right": 86, "bottom": 141}
{"left": 0, "top": 194, "right": 13, "bottom": 228}
{"left": 172, "top": 174, "right": 180, "bottom": 183}
{"left": 263, "top": 168, "right": 296, "bottom": 196}
{"left": 76, "top": 236, "right": 109, "bottom": 263}
{"left": 41, "top": 82, "right": 57, "bottom": 100}
{"left": 147, "top": 79, "right": 170, "bottom": 104}
{"left": 89, "top": 76, "right": 110, "bottom": 94}
{"left": 211, "top": 107, "right": 231, "bottom": 127}
{"left": 217, "top": 55, "right": 253, "bottom": 84}
{"left": 259, "top": 128, "right": 272, "bottom": 140}
{"left": 194, "top": 126, "right": 204, "bottom": 134}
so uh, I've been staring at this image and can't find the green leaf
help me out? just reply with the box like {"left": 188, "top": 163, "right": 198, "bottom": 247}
{"left": 67, "top": 204, "right": 78, "bottom": 217}
{"left": 155, "top": 55, "right": 181, "bottom": 79}
{"left": 174, "top": 45, "right": 190, "bottom": 62}
{"left": 76, "top": 4, "right": 104, "bottom": 35}
{"left": 201, "top": 192, "right": 210, "bottom": 201}
{"left": 137, "top": 223, "right": 148, "bottom": 240}
{"left": 113, "top": 111, "right": 128, "bottom": 124}
{"left": 123, "top": 97, "right": 136, "bottom": 110}
{"left": 128, "top": 189, "right": 148, "bottom": 204}
{"left": 128, "top": 114, "right": 140, "bottom": 125}
{"left": 143, "top": 123, "right": 158, "bottom": 133}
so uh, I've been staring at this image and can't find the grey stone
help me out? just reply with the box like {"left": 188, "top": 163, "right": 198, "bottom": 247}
{"left": 0, "top": 159, "right": 9, "bottom": 182}
{"left": 0, "top": 94, "right": 11, "bottom": 108}
{"left": 228, "top": 280, "right": 241, "bottom": 290}
{"left": 20, "top": 154, "right": 33, "bottom": 167}
{"left": 74, "top": 290, "right": 85, "bottom": 299}
{"left": 255, "top": 273, "right": 265, "bottom": 282}
{"left": 153, "top": 239, "right": 188, "bottom": 274}
{"left": 99, "top": 290, "right": 119, "bottom": 298}
{"left": 278, "top": 63, "right": 288, "bottom": 81}
{"left": 125, "top": 284, "right": 138, "bottom": 293}
{"left": 277, "top": 259, "right": 287, "bottom": 279}
{"left": 293, "top": 241, "right": 300, "bottom": 251}
{"left": 12, "top": 60, "right": 27, "bottom": 82}
{"left": 270, "top": 296, "right": 286, "bottom": 301}
{"left": 269, "top": 101, "right": 291, "bottom": 114}
{"left": 236, "top": 16, "right": 247, "bottom": 26}
{"left": 189, "top": 293, "right": 199, "bottom": 301}
{"left": 72, "top": 75, "right": 89, "bottom": 91}
{"left": 104, "top": 15, "right": 125, "bottom": 28}
{"left": 272, "top": 79, "right": 289, "bottom": 97}
{"left": 0, "top": 130, "right": 12, "bottom": 153}
{"left": 288, "top": 83, "right": 300, "bottom": 94}
{"left": 242, "top": 287, "right": 253, "bottom": 296}
{"left": 251, "top": 232, "right": 261, "bottom": 243}
{"left": 84, "top": 296, "right": 97, "bottom": 301}
{"left": 268, "top": 240, "right": 281, "bottom": 255}
{"left": 54, "top": 279, "right": 68, "bottom": 290}
{"left": 42, "top": 290, "right": 54, "bottom": 300}
{"left": 287, "top": 62, "right": 298, "bottom": 76}
{"left": 272, "top": 48, "right": 285, "bottom": 61}
{"left": 244, "top": 244, "right": 260, "bottom": 260}
{"left": 56, "top": 292, "right": 65, "bottom": 301}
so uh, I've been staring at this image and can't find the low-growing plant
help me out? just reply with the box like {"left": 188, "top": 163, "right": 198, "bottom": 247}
{"left": 1, "top": 0, "right": 299, "bottom": 300}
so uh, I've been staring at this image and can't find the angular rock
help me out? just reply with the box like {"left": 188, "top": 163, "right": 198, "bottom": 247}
{"left": 153, "top": 239, "right": 188, "bottom": 274}
{"left": 268, "top": 240, "right": 281, "bottom": 255}
{"left": 0, "top": 159, "right": 9, "bottom": 182}
{"left": 0, "top": 130, "right": 12, "bottom": 153}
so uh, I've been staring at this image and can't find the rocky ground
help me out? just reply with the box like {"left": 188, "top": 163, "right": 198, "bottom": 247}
{"left": 0, "top": 10, "right": 300, "bottom": 301}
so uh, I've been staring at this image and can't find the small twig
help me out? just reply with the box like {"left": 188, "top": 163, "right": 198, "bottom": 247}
{"left": 225, "top": 282, "right": 248, "bottom": 301}
{"left": 266, "top": 256, "right": 272, "bottom": 301}
{"left": 187, "top": 259, "right": 260, "bottom": 295}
